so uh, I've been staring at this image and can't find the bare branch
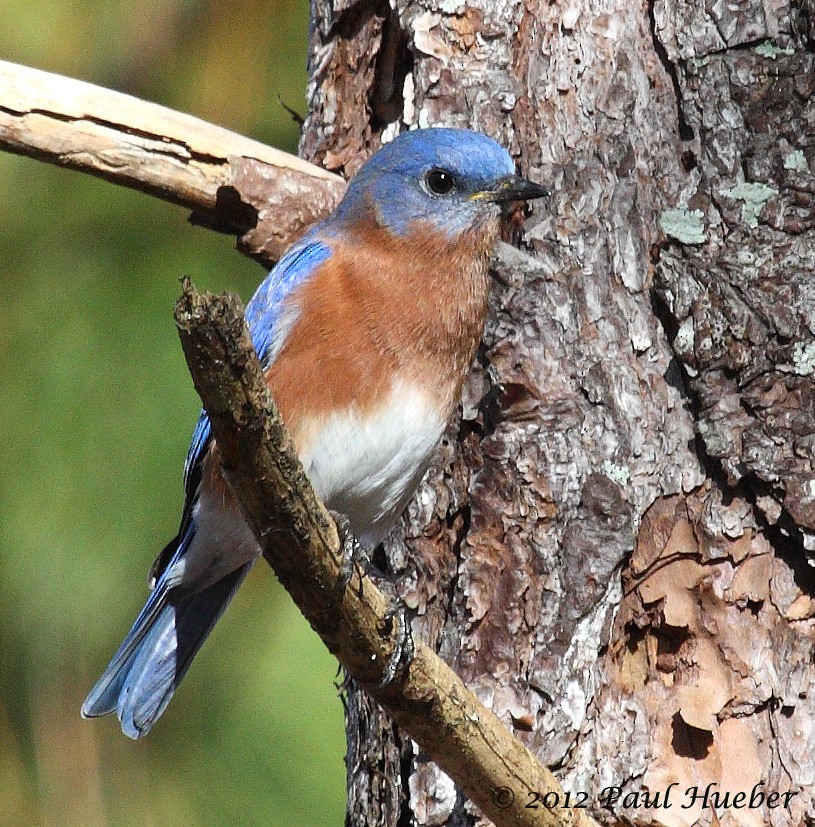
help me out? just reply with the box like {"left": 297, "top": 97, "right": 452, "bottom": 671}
{"left": 174, "top": 279, "right": 601, "bottom": 827}
{"left": 0, "top": 60, "right": 345, "bottom": 263}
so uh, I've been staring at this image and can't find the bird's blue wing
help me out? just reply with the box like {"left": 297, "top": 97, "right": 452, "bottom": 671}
{"left": 83, "top": 235, "right": 334, "bottom": 736}
{"left": 162, "top": 235, "right": 334, "bottom": 580}
{"left": 245, "top": 236, "right": 333, "bottom": 367}
{"left": 182, "top": 414, "right": 212, "bottom": 493}
{"left": 184, "top": 234, "right": 332, "bottom": 479}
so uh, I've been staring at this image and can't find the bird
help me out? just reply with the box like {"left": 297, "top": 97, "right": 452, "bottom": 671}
{"left": 81, "top": 127, "right": 549, "bottom": 739}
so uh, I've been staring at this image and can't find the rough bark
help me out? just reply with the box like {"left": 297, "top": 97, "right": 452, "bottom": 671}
{"left": 302, "top": 1, "right": 815, "bottom": 826}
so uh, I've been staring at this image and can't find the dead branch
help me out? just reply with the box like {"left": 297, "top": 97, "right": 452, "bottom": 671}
{"left": 0, "top": 60, "right": 345, "bottom": 263}
{"left": 174, "top": 279, "right": 601, "bottom": 827}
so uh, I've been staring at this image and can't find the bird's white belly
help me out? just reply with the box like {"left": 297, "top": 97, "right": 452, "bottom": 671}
{"left": 300, "top": 380, "right": 446, "bottom": 547}
{"left": 175, "top": 382, "right": 445, "bottom": 590}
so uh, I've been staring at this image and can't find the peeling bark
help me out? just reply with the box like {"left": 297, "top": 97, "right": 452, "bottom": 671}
{"left": 303, "top": 0, "right": 815, "bottom": 825}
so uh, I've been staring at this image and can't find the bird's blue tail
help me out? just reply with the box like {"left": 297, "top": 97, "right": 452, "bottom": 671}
{"left": 81, "top": 561, "right": 253, "bottom": 739}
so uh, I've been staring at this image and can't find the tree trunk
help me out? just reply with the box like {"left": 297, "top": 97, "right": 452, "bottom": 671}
{"left": 300, "top": 1, "right": 815, "bottom": 825}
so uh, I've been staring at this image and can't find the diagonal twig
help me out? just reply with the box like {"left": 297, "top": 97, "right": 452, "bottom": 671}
{"left": 174, "top": 277, "right": 601, "bottom": 827}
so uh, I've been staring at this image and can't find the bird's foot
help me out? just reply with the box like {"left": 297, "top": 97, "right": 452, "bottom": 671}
{"left": 331, "top": 510, "right": 371, "bottom": 594}
{"left": 329, "top": 511, "right": 414, "bottom": 688}
{"left": 371, "top": 601, "right": 415, "bottom": 690}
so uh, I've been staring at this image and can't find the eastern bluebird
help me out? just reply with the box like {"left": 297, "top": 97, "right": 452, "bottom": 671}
{"left": 81, "top": 127, "right": 548, "bottom": 739}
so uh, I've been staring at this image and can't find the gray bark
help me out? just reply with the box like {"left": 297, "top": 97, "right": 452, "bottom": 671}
{"left": 301, "top": 1, "right": 815, "bottom": 824}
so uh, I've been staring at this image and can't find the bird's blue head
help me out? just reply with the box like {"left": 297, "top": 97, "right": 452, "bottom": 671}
{"left": 331, "top": 128, "right": 548, "bottom": 238}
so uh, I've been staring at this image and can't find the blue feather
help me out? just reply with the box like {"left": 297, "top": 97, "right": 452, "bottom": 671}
{"left": 246, "top": 238, "right": 332, "bottom": 366}
{"left": 83, "top": 236, "right": 331, "bottom": 737}
{"left": 181, "top": 237, "right": 332, "bottom": 505}
{"left": 82, "top": 535, "right": 253, "bottom": 738}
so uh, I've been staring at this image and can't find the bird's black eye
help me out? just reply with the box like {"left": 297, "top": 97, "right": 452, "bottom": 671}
{"left": 425, "top": 168, "right": 455, "bottom": 196}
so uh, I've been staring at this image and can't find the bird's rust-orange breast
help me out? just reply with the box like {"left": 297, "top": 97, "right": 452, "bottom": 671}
{"left": 264, "top": 217, "right": 499, "bottom": 449}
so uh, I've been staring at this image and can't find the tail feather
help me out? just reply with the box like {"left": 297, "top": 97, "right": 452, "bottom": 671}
{"left": 82, "top": 562, "right": 253, "bottom": 739}
{"left": 81, "top": 583, "right": 169, "bottom": 719}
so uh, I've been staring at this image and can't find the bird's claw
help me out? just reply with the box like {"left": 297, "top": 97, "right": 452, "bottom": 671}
{"left": 331, "top": 510, "right": 371, "bottom": 593}
{"left": 370, "top": 601, "right": 415, "bottom": 690}
{"left": 329, "top": 510, "right": 413, "bottom": 688}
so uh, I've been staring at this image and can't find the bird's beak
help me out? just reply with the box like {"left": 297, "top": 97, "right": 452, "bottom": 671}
{"left": 472, "top": 174, "right": 550, "bottom": 204}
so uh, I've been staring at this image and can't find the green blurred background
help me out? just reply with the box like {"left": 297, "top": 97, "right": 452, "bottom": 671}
{"left": 0, "top": 2, "right": 347, "bottom": 825}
